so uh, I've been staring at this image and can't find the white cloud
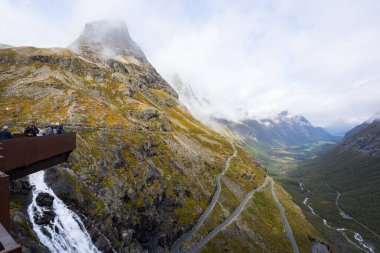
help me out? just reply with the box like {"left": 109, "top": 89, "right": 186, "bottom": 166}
{"left": 0, "top": 0, "right": 379, "bottom": 130}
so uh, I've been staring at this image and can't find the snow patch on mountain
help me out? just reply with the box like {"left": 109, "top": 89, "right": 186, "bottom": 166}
{"left": 263, "top": 121, "right": 272, "bottom": 127}
{"left": 259, "top": 111, "right": 312, "bottom": 128}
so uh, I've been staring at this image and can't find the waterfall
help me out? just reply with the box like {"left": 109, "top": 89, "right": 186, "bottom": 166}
{"left": 28, "top": 171, "right": 100, "bottom": 253}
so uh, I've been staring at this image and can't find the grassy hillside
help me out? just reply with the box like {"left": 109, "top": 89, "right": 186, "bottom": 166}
{"left": 300, "top": 150, "right": 380, "bottom": 229}
{"left": 282, "top": 120, "right": 380, "bottom": 251}
{"left": 296, "top": 149, "right": 380, "bottom": 246}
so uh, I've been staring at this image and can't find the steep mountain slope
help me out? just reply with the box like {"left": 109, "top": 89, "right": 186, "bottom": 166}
{"left": 294, "top": 119, "right": 380, "bottom": 251}
{"left": 1, "top": 20, "right": 322, "bottom": 252}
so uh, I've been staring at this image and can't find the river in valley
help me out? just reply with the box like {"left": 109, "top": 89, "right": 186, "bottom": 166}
{"left": 300, "top": 181, "right": 376, "bottom": 253}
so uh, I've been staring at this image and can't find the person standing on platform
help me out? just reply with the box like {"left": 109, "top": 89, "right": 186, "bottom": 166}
{"left": 24, "top": 123, "right": 39, "bottom": 137}
{"left": 0, "top": 126, "right": 12, "bottom": 139}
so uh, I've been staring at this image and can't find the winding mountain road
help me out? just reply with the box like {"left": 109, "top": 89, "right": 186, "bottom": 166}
{"left": 172, "top": 142, "right": 301, "bottom": 253}
{"left": 269, "top": 178, "right": 300, "bottom": 253}
{"left": 171, "top": 142, "right": 237, "bottom": 253}
{"left": 181, "top": 177, "right": 270, "bottom": 253}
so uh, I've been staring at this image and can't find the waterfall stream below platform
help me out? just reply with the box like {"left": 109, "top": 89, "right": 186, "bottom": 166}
{"left": 28, "top": 171, "right": 100, "bottom": 253}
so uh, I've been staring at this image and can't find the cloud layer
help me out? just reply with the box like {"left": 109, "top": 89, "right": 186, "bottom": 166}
{"left": 1, "top": 0, "right": 379, "bottom": 132}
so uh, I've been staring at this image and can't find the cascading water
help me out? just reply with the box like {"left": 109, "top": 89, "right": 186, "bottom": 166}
{"left": 28, "top": 171, "right": 100, "bottom": 253}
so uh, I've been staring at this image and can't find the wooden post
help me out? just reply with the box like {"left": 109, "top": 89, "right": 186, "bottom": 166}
{"left": 0, "top": 171, "right": 10, "bottom": 232}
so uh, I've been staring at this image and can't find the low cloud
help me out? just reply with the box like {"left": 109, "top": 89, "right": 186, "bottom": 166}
{"left": 1, "top": 0, "right": 379, "bottom": 130}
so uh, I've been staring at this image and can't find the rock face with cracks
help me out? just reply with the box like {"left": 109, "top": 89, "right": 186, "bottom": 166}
{"left": 1, "top": 20, "right": 322, "bottom": 253}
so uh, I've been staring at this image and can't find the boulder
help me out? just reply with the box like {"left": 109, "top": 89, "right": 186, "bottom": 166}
{"left": 36, "top": 193, "right": 55, "bottom": 208}
{"left": 34, "top": 210, "right": 56, "bottom": 225}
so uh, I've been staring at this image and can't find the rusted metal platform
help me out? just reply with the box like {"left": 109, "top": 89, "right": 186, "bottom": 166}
{"left": 0, "top": 133, "right": 76, "bottom": 180}
{"left": 0, "top": 223, "right": 21, "bottom": 253}
{"left": 0, "top": 133, "right": 76, "bottom": 253}
{"left": 0, "top": 172, "right": 10, "bottom": 233}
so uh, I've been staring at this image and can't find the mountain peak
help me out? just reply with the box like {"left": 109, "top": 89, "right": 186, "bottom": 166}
{"left": 278, "top": 110, "right": 289, "bottom": 117}
{"left": 68, "top": 20, "right": 147, "bottom": 62}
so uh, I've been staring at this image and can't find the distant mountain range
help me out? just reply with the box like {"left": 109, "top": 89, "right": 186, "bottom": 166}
{"left": 214, "top": 112, "right": 339, "bottom": 174}
{"left": 170, "top": 74, "right": 338, "bottom": 144}
{"left": 170, "top": 76, "right": 340, "bottom": 173}
{"left": 219, "top": 111, "right": 338, "bottom": 148}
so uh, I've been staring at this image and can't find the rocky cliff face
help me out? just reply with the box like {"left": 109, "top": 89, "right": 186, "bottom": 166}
{"left": 69, "top": 20, "right": 147, "bottom": 63}
{"left": 1, "top": 21, "right": 321, "bottom": 252}
{"left": 341, "top": 119, "right": 380, "bottom": 156}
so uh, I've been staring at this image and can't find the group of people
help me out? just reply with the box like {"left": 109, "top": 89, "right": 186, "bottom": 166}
{"left": 42, "top": 122, "right": 65, "bottom": 136}
{"left": 0, "top": 122, "right": 65, "bottom": 139}
{"left": 24, "top": 122, "right": 65, "bottom": 136}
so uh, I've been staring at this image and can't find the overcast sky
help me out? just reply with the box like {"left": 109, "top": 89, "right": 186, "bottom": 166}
{"left": 1, "top": 0, "right": 380, "bottom": 132}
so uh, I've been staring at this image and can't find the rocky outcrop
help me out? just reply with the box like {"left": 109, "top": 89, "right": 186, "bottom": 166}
{"left": 35, "top": 193, "right": 54, "bottom": 208}
{"left": 68, "top": 20, "right": 147, "bottom": 63}
{"left": 341, "top": 120, "right": 380, "bottom": 156}
{"left": 0, "top": 47, "right": 177, "bottom": 98}
{"left": 33, "top": 193, "right": 55, "bottom": 226}
{"left": 66, "top": 20, "right": 178, "bottom": 98}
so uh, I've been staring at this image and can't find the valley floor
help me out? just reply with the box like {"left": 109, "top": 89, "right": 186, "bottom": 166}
{"left": 278, "top": 174, "right": 379, "bottom": 253}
